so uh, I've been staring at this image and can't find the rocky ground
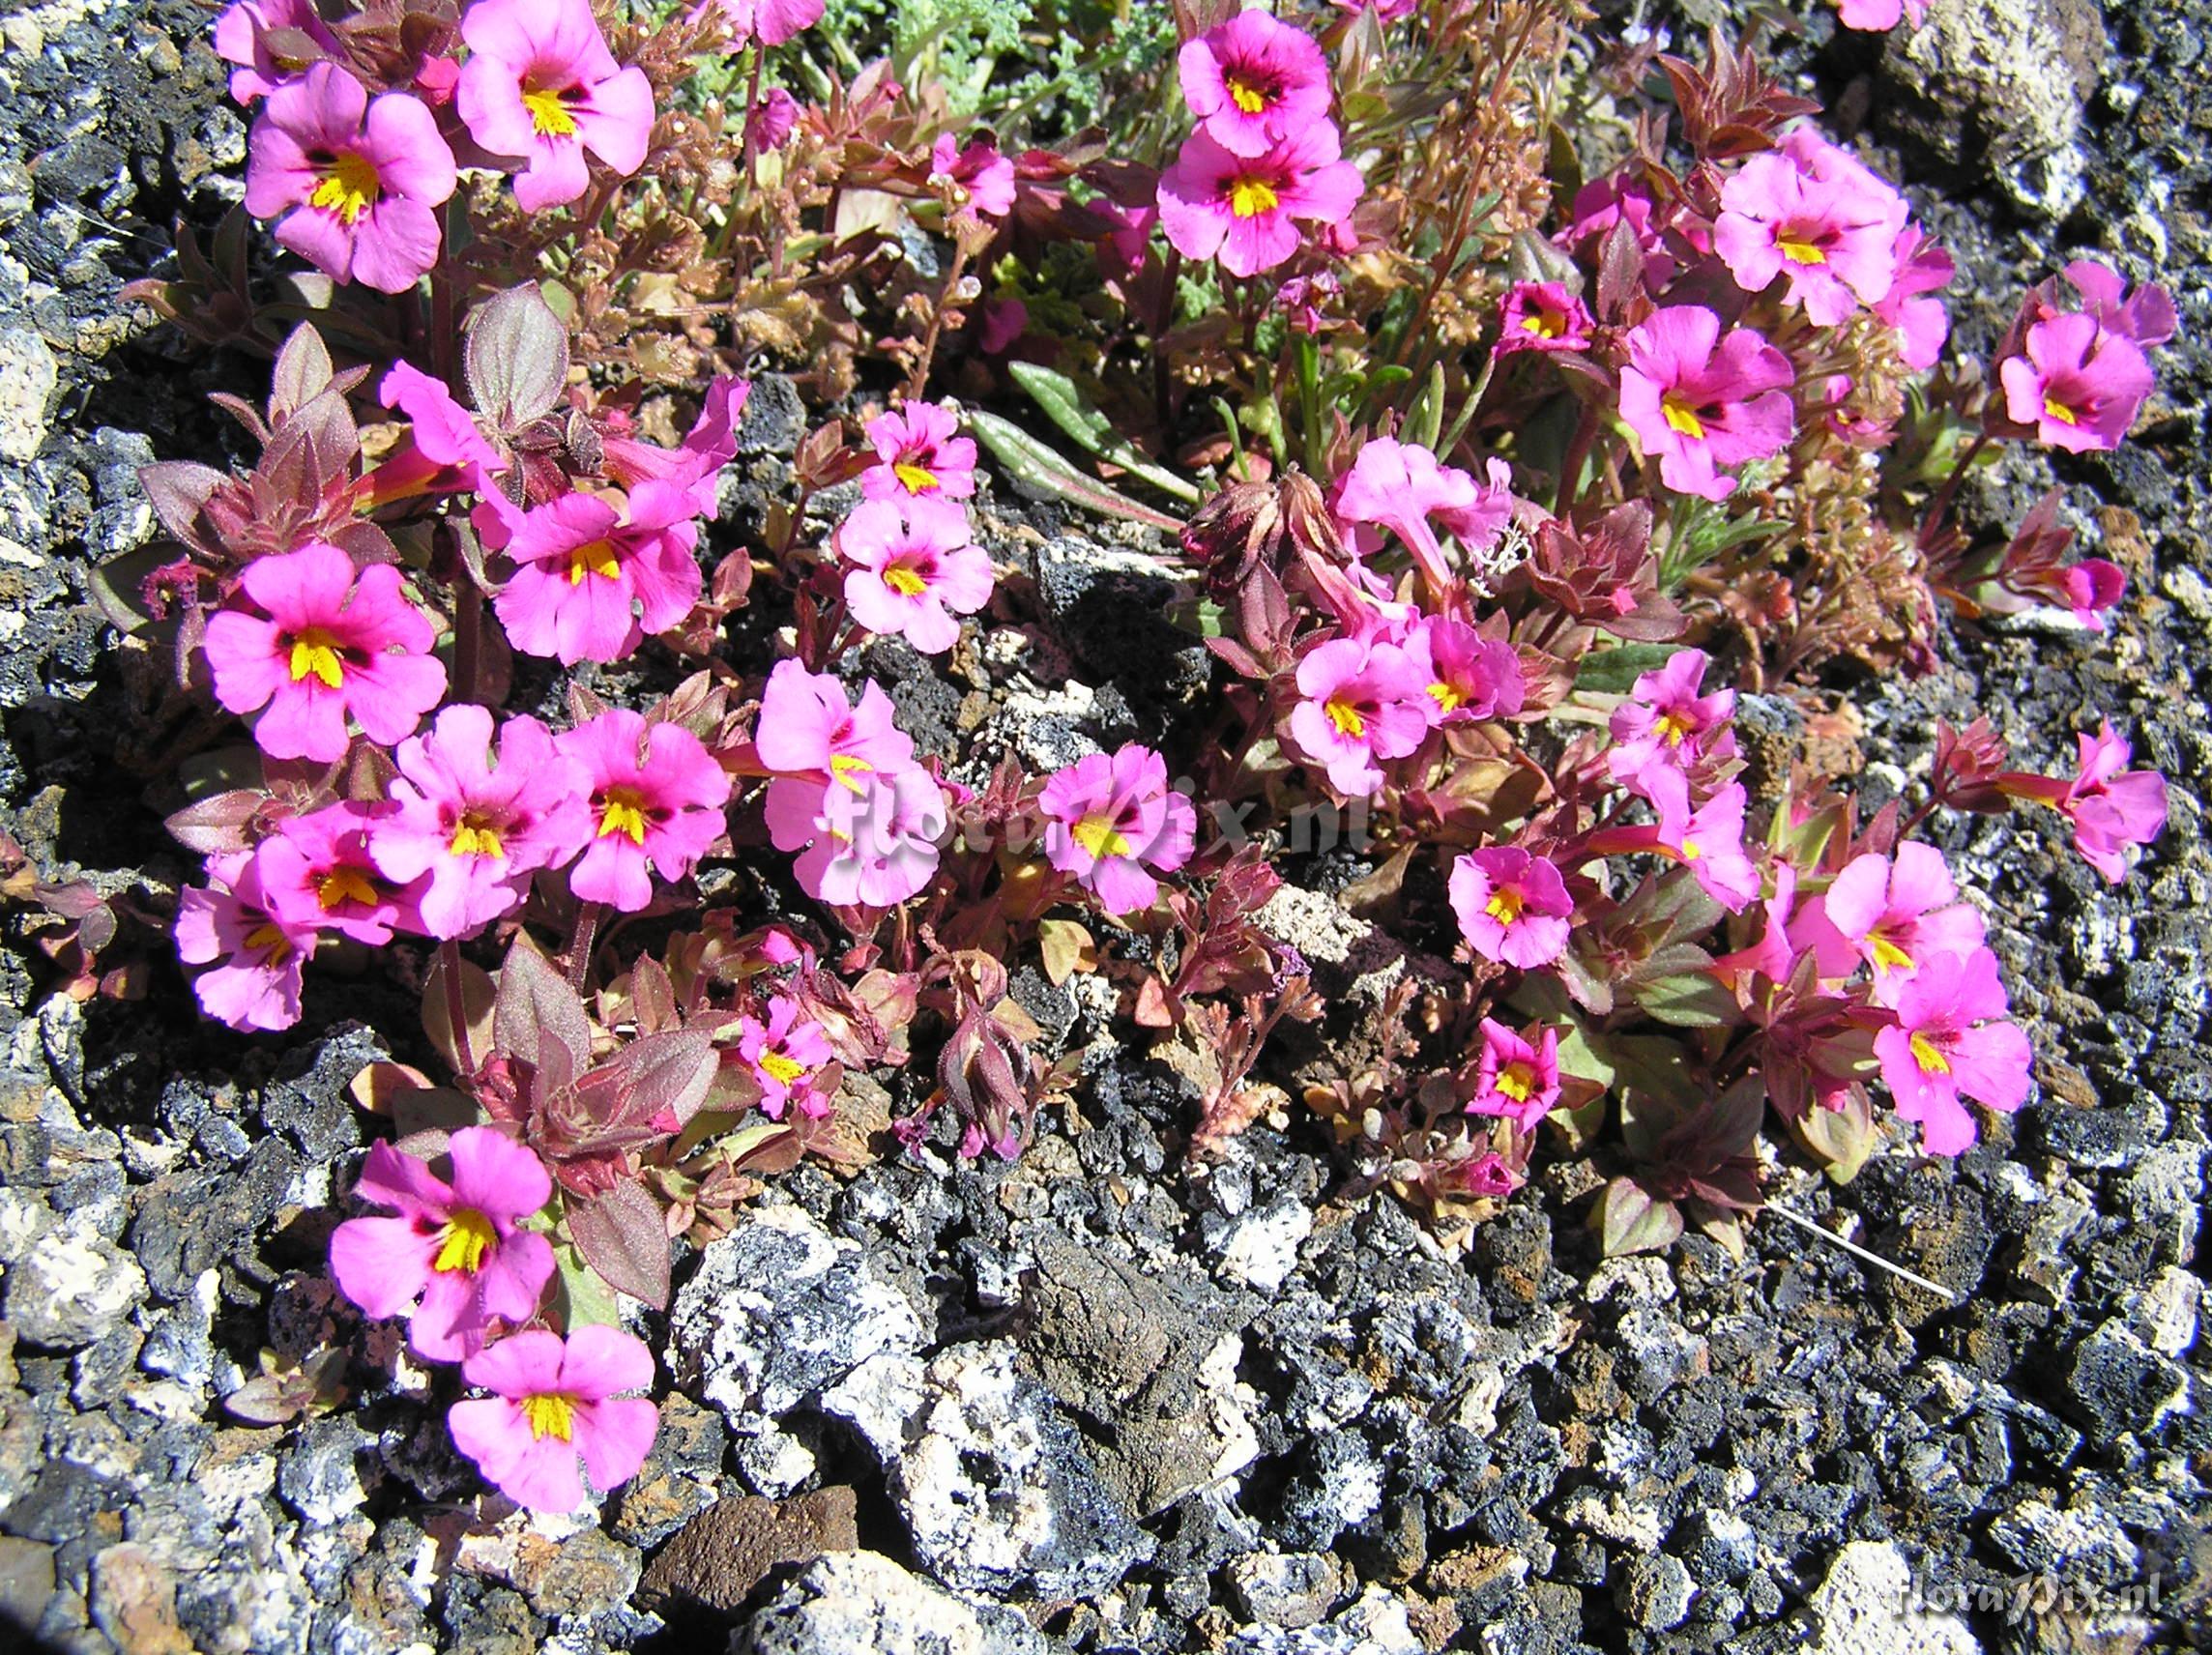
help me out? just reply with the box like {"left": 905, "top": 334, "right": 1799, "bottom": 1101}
{"left": 0, "top": 0, "right": 2206, "bottom": 1651}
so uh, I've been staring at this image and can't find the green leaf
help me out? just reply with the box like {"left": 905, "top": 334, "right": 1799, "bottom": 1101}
{"left": 1595, "top": 1176, "right": 1683, "bottom": 1257}
{"left": 1632, "top": 970, "right": 1739, "bottom": 1030}
{"left": 1403, "top": 361, "right": 1446, "bottom": 454}
{"left": 1006, "top": 363, "right": 1201, "bottom": 504}
{"left": 968, "top": 410, "right": 1185, "bottom": 533}
{"left": 549, "top": 1239, "right": 621, "bottom": 1330}
{"left": 1575, "top": 643, "right": 1680, "bottom": 694}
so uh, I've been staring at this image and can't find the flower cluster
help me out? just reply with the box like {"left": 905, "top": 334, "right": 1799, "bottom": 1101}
{"left": 117, "top": 0, "right": 2187, "bottom": 1527}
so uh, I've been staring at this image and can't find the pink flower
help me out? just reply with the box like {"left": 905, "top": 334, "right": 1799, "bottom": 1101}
{"left": 259, "top": 801, "right": 421, "bottom": 944}
{"left": 836, "top": 497, "right": 994, "bottom": 655}
{"left": 1333, "top": 440, "right": 1514, "bottom": 592}
{"left": 556, "top": 709, "right": 732, "bottom": 913}
{"left": 2050, "top": 559, "right": 2128, "bottom": 631}
{"left": 859, "top": 401, "right": 978, "bottom": 503}
{"left": 930, "top": 133, "right": 1018, "bottom": 224}
{"left": 787, "top": 767, "right": 947, "bottom": 909}
{"left": 1871, "top": 224, "right": 1954, "bottom": 370}
{"left": 1497, "top": 281, "right": 1593, "bottom": 355}
{"left": 1607, "top": 647, "right": 1736, "bottom": 786}
{"left": 368, "top": 706, "right": 594, "bottom": 940}
{"left": 380, "top": 360, "right": 509, "bottom": 479}
{"left": 456, "top": 0, "right": 655, "bottom": 213}
{"left": 1449, "top": 847, "right": 1573, "bottom": 971}
{"left": 599, "top": 376, "right": 748, "bottom": 517}
{"left": 1836, "top": 0, "right": 1929, "bottom": 32}
{"left": 1714, "top": 135, "right": 1906, "bottom": 326}
{"left": 202, "top": 542, "right": 448, "bottom": 764}
{"left": 477, "top": 481, "right": 704, "bottom": 665}
{"left": 449, "top": 1326, "right": 659, "bottom": 1512}
{"left": 1452, "top": 1150, "right": 1522, "bottom": 1198}
{"left": 691, "top": 0, "right": 825, "bottom": 47}
{"left": 1404, "top": 619, "right": 1525, "bottom": 724}
{"left": 738, "top": 995, "right": 836, "bottom": 1119}
{"left": 1040, "top": 743, "right": 1199, "bottom": 915}
{"left": 756, "top": 658, "right": 916, "bottom": 792}
{"left": 1618, "top": 305, "right": 1794, "bottom": 501}
{"left": 752, "top": 86, "right": 800, "bottom": 149}
{"left": 1714, "top": 859, "right": 1803, "bottom": 985}
{"left": 328, "top": 1129, "right": 556, "bottom": 1361}
{"left": 176, "top": 855, "right": 316, "bottom": 1032}
{"left": 244, "top": 64, "right": 456, "bottom": 292}
{"left": 2062, "top": 259, "right": 2178, "bottom": 349}
{"left": 1644, "top": 769, "right": 1761, "bottom": 912}
{"left": 213, "top": 0, "right": 341, "bottom": 102}
{"left": 1998, "top": 314, "right": 2154, "bottom": 453}
{"left": 1874, "top": 949, "right": 2032, "bottom": 1155}
{"left": 1469, "top": 1018, "right": 1561, "bottom": 1130}
{"left": 2005, "top": 723, "right": 2169, "bottom": 884}
{"left": 1157, "top": 124, "right": 1363, "bottom": 279}
{"left": 1288, "top": 635, "right": 1432, "bottom": 797}
{"left": 1177, "top": 9, "right": 1333, "bottom": 160}
{"left": 1799, "top": 844, "right": 1986, "bottom": 1002}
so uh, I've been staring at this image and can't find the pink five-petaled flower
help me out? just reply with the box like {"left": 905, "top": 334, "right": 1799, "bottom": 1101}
{"left": 1997, "top": 313, "right": 2155, "bottom": 454}
{"left": 1288, "top": 635, "right": 1432, "bottom": 798}
{"left": 1469, "top": 1018, "right": 1561, "bottom": 1130}
{"left": 2002, "top": 722, "right": 2169, "bottom": 884}
{"left": 1801, "top": 843, "right": 1986, "bottom": 1004}
{"left": 1873, "top": 948, "right": 2033, "bottom": 1156}
{"left": 929, "top": 132, "right": 1018, "bottom": 224}
{"left": 689, "top": 0, "right": 825, "bottom": 47}
{"left": 1619, "top": 306, "right": 1795, "bottom": 502}
{"left": 860, "top": 401, "right": 978, "bottom": 503}
{"left": 1449, "top": 847, "right": 1574, "bottom": 971}
{"left": 176, "top": 854, "right": 317, "bottom": 1033}
{"left": 456, "top": 0, "right": 655, "bottom": 213}
{"left": 1642, "top": 769, "right": 1761, "bottom": 912}
{"left": 1040, "top": 743, "right": 1200, "bottom": 916}
{"left": 1497, "top": 281, "right": 1594, "bottom": 355}
{"left": 369, "top": 706, "right": 594, "bottom": 940}
{"left": 476, "top": 481, "right": 705, "bottom": 665}
{"left": 555, "top": 709, "right": 732, "bottom": 913}
{"left": 328, "top": 1128, "right": 557, "bottom": 1362}
{"left": 449, "top": 1326, "right": 659, "bottom": 1513}
{"left": 1607, "top": 647, "right": 1736, "bottom": 786}
{"left": 244, "top": 64, "right": 456, "bottom": 293}
{"left": 599, "top": 376, "right": 748, "bottom": 517}
{"left": 737, "top": 995, "right": 836, "bottom": 1120}
{"left": 259, "top": 801, "right": 420, "bottom": 944}
{"left": 837, "top": 497, "right": 994, "bottom": 655}
{"left": 1871, "top": 224, "right": 1954, "bottom": 370}
{"left": 213, "top": 0, "right": 342, "bottom": 102}
{"left": 1714, "top": 133, "right": 1906, "bottom": 327}
{"left": 788, "top": 766, "right": 947, "bottom": 909}
{"left": 2062, "top": 259, "right": 2178, "bottom": 349}
{"left": 202, "top": 542, "right": 448, "bottom": 764}
{"left": 1405, "top": 618, "right": 1526, "bottom": 725}
{"left": 1333, "top": 439, "right": 1515, "bottom": 593}
{"left": 1157, "top": 125, "right": 1363, "bottom": 279}
{"left": 1177, "top": 9, "right": 1333, "bottom": 160}
{"left": 756, "top": 658, "right": 917, "bottom": 830}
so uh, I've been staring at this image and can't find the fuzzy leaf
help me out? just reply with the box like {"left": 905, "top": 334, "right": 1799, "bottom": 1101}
{"left": 567, "top": 1181, "right": 671, "bottom": 1309}
{"left": 1574, "top": 643, "right": 1679, "bottom": 695}
{"left": 969, "top": 409, "right": 1186, "bottom": 532}
{"left": 269, "top": 323, "right": 335, "bottom": 424}
{"left": 591, "top": 1029, "right": 718, "bottom": 1131}
{"left": 494, "top": 939, "right": 594, "bottom": 1080}
{"left": 1629, "top": 959, "right": 1738, "bottom": 1029}
{"left": 1595, "top": 1176, "right": 1683, "bottom": 1257}
{"left": 464, "top": 284, "right": 569, "bottom": 430}
{"left": 422, "top": 951, "right": 495, "bottom": 1079}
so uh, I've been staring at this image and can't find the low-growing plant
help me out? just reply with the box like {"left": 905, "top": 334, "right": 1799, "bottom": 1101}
{"left": 83, "top": 0, "right": 2176, "bottom": 1513}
